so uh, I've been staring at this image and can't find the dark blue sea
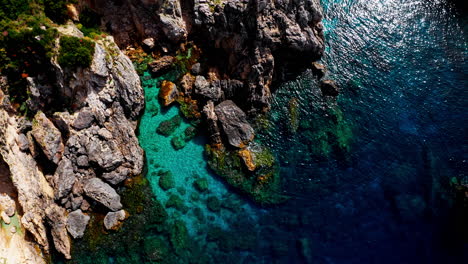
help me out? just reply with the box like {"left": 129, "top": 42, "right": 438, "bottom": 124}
{"left": 255, "top": 0, "right": 467, "bottom": 263}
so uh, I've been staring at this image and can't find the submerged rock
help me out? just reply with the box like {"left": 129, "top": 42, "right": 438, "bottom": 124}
{"left": 156, "top": 115, "right": 182, "bottom": 136}
{"left": 103, "top": 209, "right": 127, "bottom": 230}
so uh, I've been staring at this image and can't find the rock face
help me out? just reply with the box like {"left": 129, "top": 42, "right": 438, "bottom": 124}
{"left": 214, "top": 100, "right": 255, "bottom": 148}
{"left": 0, "top": 25, "right": 144, "bottom": 259}
{"left": 86, "top": 0, "right": 324, "bottom": 112}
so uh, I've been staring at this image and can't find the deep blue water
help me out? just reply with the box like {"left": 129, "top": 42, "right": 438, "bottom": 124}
{"left": 253, "top": 0, "right": 467, "bottom": 263}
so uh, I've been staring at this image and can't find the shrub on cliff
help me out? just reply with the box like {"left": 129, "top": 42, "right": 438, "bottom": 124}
{"left": 58, "top": 35, "right": 95, "bottom": 69}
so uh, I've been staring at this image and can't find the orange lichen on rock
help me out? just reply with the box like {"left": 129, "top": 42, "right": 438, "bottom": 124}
{"left": 238, "top": 148, "right": 256, "bottom": 171}
{"left": 159, "top": 80, "right": 178, "bottom": 106}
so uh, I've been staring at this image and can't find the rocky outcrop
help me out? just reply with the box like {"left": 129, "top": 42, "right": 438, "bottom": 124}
{"left": 82, "top": 0, "right": 324, "bottom": 112}
{"left": 0, "top": 24, "right": 144, "bottom": 259}
{"left": 214, "top": 100, "right": 255, "bottom": 148}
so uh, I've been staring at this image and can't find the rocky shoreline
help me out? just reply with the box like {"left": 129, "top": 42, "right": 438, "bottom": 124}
{"left": 0, "top": 0, "right": 332, "bottom": 261}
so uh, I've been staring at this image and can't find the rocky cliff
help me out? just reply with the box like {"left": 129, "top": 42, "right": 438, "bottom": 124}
{"left": 0, "top": 23, "right": 144, "bottom": 260}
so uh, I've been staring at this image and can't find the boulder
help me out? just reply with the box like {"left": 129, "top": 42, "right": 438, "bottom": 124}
{"left": 194, "top": 76, "right": 223, "bottom": 101}
{"left": 103, "top": 209, "right": 127, "bottom": 230}
{"left": 31, "top": 112, "right": 64, "bottom": 164}
{"left": 83, "top": 178, "right": 122, "bottom": 211}
{"left": 214, "top": 100, "right": 254, "bottom": 148}
{"left": 159, "top": 80, "right": 178, "bottom": 106}
{"left": 53, "top": 158, "right": 76, "bottom": 200}
{"left": 66, "top": 209, "right": 90, "bottom": 239}
{"left": 148, "top": 56, "right": 175, "bottom": 74}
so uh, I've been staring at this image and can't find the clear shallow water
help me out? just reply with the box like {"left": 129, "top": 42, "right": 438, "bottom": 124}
{"left": 73, "top": 0, "right": 467, "bottom": 263}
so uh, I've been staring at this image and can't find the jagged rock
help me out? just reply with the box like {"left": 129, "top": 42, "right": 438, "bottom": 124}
{"left": 212, "top": 79, "right": 244, "bottom": 100}
{"left": 72, "top": 110, "right": 95, "bottom": 130}
{"left": 45, "top": 204, "right": 71, "bottom": 259}
{"left": 320, "top": 79, "right": 339, "bottom": 97}
{"left": 66, "top": 209, "right": 90, "bottom": 239}
{"left": 179, "top": 73, "right": 195, "bottom": 95}
{"left": 31, "top": 112, "right": 64, "bottom": 164}
{"left": 103, "top": 209, "right": 127, "bottom": 230}
{"left": 149, "top": 56, "right": 175, "bottom": 74}
{"left": 83, "top": 178, "right": 122, "bottom": 211}
{"left": 159, "top": 80, "right": 178, "bottom": 106}
{"left": 214, "top": 100, "right": 254, "bottom": 147}
{"left": 86, "top": 136, "right": 124, "bottom": 171}
{"left": 101, "top": 166, "right": 130, "bottom": 185}
{"left": 53, "top": 158, "right": 76, "bottom": 200}
{"left": 203, "top": 101, "right": 222, "bottom": 146}
{"left": 195, "top": 76, "right": 223, "bottom": 101}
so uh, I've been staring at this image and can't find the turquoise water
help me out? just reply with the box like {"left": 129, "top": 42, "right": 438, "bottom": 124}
{"left": 137, "top": 71, "right": 256, "bottom": 235}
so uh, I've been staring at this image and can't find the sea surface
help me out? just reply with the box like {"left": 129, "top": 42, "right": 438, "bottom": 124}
{"left": 70, "top": 0, "right": 467, "bottom": 263}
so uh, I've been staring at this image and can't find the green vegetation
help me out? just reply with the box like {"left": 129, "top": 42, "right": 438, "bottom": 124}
{"left": 205, "top": 145, "right": 286, "bottom": 205}
{"left": 158, "top": 170, "right": 175, "bottom": 190}
{"left": 42, "top": 0, "right": 76, "bottom": 24}
{"left": 58, "top": 35, "right": 95, "bottom": 69}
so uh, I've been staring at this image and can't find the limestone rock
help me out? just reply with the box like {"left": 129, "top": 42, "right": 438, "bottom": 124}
{"left": 83, "top": 178, "right": 122, "bottom": 211}
{"left": 103, "top": 209, "right": 127, "bottom": 230}
{"left": 66, "top": 209, "right": 90, "bottom": 239}
{"left": 45, "top": 204, "right": 71, "bottom": 259}
{"left": 214, "top": 100, "right": 254, "bottom": 148}
{"left": 31, "top": 112, "right": 64, "bottom": 164}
